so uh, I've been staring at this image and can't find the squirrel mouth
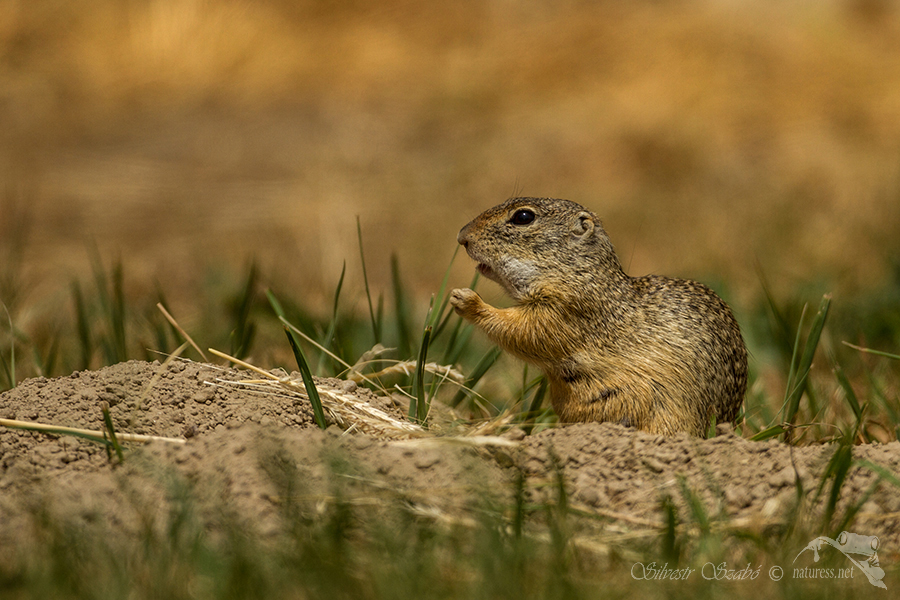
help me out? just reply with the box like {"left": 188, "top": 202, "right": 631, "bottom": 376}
{"left": 476, "top": 263, "right": 494, "bottom": 279}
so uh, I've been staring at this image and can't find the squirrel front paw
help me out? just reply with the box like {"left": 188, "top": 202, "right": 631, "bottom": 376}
{"left": 450, "top": 288, "right": 483, "bottom": 319}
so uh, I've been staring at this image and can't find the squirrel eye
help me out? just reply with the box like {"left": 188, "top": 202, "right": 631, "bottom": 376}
{"left": 510, "top": 209, "right": 535, "bottom": 225}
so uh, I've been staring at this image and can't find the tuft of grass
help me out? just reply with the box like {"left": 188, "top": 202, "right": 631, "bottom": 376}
{"left": 283, "top": 325, "right": 328, "bottom": 430}
{"left": 266, "top": 290, "right": 327, "bottom": 430}
{"left": 90, "top": 250, "right": 129, "bottom": 365}
{"left": 749, "top": 294, "right": 832, "bottom": 444}
{"left": 830, "top": 350, "right": 864, "bottom": 439}
{"left": 4, "top": 236, "right": 897, "bottom": 449}
{"left": 519, "top": 376, "right": 550, "bottom": 434}
{"left": 815, "top": 441, "right": 853, "bottom": 532}
{"left": 68, "top": 253, "right": 131, "bottom": 371}
{"left": 782, "top": 295, "right": 831, "bottom": 439}
{"left": 449, "top": 346, "right": 502, "bottom": 409}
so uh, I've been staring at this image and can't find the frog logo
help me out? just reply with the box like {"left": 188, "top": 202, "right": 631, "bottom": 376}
{"left": 793, "top": 531, "right": 886, "bottom": 589}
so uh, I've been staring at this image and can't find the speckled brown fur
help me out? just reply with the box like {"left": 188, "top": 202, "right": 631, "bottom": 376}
{"left": 450, "top": 197, "right": 748, "bottom": 437}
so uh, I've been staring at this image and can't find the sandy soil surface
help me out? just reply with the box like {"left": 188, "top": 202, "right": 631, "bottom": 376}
{"left": 1, "top": 360, "right": 899, "bottom": 555}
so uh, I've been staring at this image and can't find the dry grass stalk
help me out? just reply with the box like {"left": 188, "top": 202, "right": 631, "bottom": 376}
{"left": 278, "top": 319, "right": 384, "bottom": 391}
{"left": 389, "top": 435, "right": 518, "bottom": 449}
{"left": 216, "top": 377, "right": 428, "bottom": 440}
{"left": 0, "top": 418, "right": 186, "bottom": 445}
{"left": 347, "top": 344, "right": 392, "bottom": 382}
{"left": 156, "top": 303, "right": 208, "bottom": 361}
{"left": 461, "top": 411, "right": 519, "bottom": 437}
{"left": 208, "top": 349, "right": 428, "bottom": 440}
{"left": 348, "top": 360, "right": 465, "bottom": 385}
{"left": 207, "top": 351, "right": 526, "bottom": 442}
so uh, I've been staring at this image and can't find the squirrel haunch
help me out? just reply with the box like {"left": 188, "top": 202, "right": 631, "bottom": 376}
{"left": 450, "top": 197, "right": 748, "bottom": 437}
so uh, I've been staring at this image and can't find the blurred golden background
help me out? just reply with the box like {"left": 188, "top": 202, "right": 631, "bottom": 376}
{"left": 2, "top": 0, "right": 900, "bottom": 325}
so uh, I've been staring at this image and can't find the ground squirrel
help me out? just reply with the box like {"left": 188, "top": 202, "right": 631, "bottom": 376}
{"left": 450, "top": 197, "right": 748, "bottom": 437}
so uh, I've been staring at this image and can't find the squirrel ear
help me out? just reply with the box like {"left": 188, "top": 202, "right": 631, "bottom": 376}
{"left": 571, "top": 212, "right": 595, "bottom": 238}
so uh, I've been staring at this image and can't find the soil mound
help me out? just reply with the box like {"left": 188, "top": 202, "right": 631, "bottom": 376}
{"left": 2, "top": 360, "right": 899, "bottom": 552}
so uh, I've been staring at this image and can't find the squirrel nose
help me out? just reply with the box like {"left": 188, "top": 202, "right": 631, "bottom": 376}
{"left": 457, "top": 226, "right": 470, "bottom": 248}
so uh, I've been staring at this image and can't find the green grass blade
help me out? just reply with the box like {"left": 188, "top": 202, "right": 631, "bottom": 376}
{"left": 832, "top": 477, "right": 880, "bottom": 538}
{"left": 375, "top": 293, "right": 384, "bottom": 345}
{"left": 512, "top": 467, "right": 526, "bottom": 540}
{"left": 660, "top": 495, "right": 681, "bottom": 563}
{"left": 742, "top": 385, "right": 771, "bottom": 436}
{"left": 100, "top": 402, "right": 124, "bottom": 462}
{"left": 390, "top": 254, "right": 413, "bottom": 359}
{"left": 706, "top": 413, "right": 718, "bottom": 439}
{"left": 331, "top": 260, "right": 347, "bottom": 322}
{"left": 449, "top": 346, "right": 502, "bottom": 408}
{"left": 89, "top": 251, "right": 128, "bottom": 365}
{"left": 440, "top": 271, "right": 482, "bottom": 365}
{"left": 757, "top": 265, "right": 795, "bottom": 357}
{"left": 525, "top": 376, "right": 548, "bottom": 415}
{"left": 517, "top": 365, "right": 530, "bottom": 405}
{"left": 357, "top": 217, "right": 380, "bottom": 344}
{"left": 857, "top": 459, "right": 900, "bottom": 489}
{"left": 819, "top": 443, "right": 852, "bottom": 530}
{"left": 782, "top": 303, "right": 808, "bottom": 409}
{"left": 266, "top": 288, "right": 286, "bottom": 319}
{"left": 319, "top": 261, "right": 347, "bottom": 370}
{"left": 842, "top": 341, "right": 900, "bottom": 361}
{"left": 443, "top": 320, "right": 475, "bottom": 369}
{"left": 411, "top": 325, "right": 433, "bottom": 424}
{"left": 0, "top": 349, "right": 10, "bottom": 391}
{"left": 440, "top": 316, "right": 465, "bottom": 366}
{"left": 677, "top": 475, "right": 710, "bottom": 535}
{"left": 784, "top": 295, "right": 831, "bottom": 434}
{"left": 284, "top": 326, "right": 327, "bottom": 430}
{"left": 750, "top": 424, "right": 788, "bottom": 441}
{"left": 436, "top": 269, "right": 479, "bottom": 345}
{"left": 61, "top": 430, "right": 115, "bottom": 446}
{"left": 427, "top": 245, "right": 461, "bottom": 336}
{"left": 267, "top": 289, "right": 328, "bottom": 429}
{"left": 862, "top": 361, "right": 899, "bottom": 425}
{"left": 830, "top": 351, "right": 863, "bottom": 437}
{"left": 520, "top": 376, "right": 549, "bottom": 434}
{"left": 548, "top": 452, "right": 570, "bottom": 536}
{"left": 230, "top": 262, "right": 257, "bottom": 360}
{"left": 89, "top": 245, "right": 110, "bottom": 319}
{"left": 33, "top": 330, "right": 61, "bottom": 378}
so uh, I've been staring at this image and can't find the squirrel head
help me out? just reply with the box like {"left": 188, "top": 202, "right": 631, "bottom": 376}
{"left": 457, "top": 197, "right": 624, "bottom": 300}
